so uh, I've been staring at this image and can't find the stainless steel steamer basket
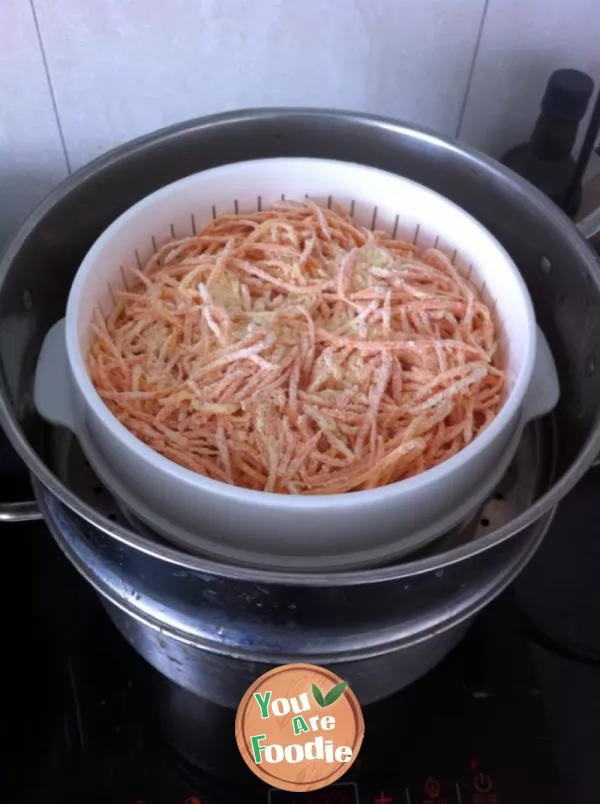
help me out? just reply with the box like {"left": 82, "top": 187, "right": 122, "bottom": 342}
{"left": 1, "top": 109, "right": 600, "bottom": 705}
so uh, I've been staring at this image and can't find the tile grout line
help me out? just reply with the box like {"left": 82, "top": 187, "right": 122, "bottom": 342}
{"left": 455, "top": 0, "right": 490, "bottom": 141}
{"left": 28, "top": 0, "right": 72, "bottom": 174}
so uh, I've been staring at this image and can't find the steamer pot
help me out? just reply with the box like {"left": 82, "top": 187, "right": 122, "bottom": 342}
{"left": 1, "top": 109, "right": 599, "bottom": 704}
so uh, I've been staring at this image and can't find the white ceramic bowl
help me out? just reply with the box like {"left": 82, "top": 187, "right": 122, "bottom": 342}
{"left": 34, "top": 157, "right": 560, "bottom": 571}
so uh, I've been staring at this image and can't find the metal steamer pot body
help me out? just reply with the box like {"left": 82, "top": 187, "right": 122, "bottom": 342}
{"left": 34, "top": 475, "right": 553, "bottom": 707}
{"left": 1, "top": 110, "right": 600, "bottom": 705}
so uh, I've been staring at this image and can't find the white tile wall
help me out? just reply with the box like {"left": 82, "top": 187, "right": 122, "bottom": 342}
{"left": 1, "top": 0, "right": 599, "bottom": 248}
{"left": 32, "top": 0, "right": 485, "bottom": 170}
{"left": 0, "top": 0, "right": 68, "bottom": 246}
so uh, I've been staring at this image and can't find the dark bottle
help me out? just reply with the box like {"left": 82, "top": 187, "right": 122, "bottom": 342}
{"left": 500, "top": 68, "right": 594, "bottom": 217}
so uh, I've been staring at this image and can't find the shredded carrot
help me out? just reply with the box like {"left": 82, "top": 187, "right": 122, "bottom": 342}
{"left": 88, "top": 201, "right": 506, "bottom": 495}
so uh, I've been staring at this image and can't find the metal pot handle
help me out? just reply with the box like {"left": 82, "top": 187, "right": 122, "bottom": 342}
{"left": 576, "top": 206, "right": 600, "bottom": 242}
{"left": 0, "top": 501, "right": 43, "bottom": 523}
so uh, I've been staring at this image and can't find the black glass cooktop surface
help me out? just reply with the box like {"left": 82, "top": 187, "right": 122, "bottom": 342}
{"left": 4, "top": 460, "right": 600, "bottom": 803}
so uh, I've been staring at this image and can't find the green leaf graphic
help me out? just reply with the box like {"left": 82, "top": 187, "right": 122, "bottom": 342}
{"left": 323, "top": 681, "right": 347, "bottom": 706}
{"left": 312, "top": 683, "right": 325, "bottom": 707}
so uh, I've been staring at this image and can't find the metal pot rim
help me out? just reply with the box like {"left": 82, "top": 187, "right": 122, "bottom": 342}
{"left": 33, "top": 473, "right": 554, "bottom": 661}
{"left": 2, "top": 106, "right": 600, "bottom": 586}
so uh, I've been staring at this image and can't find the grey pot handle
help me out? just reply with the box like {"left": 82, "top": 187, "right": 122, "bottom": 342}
{"left": 0, "top": 323, "right": 72, "bottom": 525}
{"left": 0, "top": 318, "right": 74, "bottom": 525}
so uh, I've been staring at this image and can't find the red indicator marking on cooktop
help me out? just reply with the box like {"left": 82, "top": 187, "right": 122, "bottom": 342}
{"left": 469, "top": 759, "right": 479, "bottom": 769}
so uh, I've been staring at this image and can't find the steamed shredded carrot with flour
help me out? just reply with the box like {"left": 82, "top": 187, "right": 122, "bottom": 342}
{"left": 88, "top": 202, "right": 505, "bottom": 494}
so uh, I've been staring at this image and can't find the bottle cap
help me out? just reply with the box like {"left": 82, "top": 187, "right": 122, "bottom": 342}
{"left": 542, "top": 69, "right": 594, "bottom": 122}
